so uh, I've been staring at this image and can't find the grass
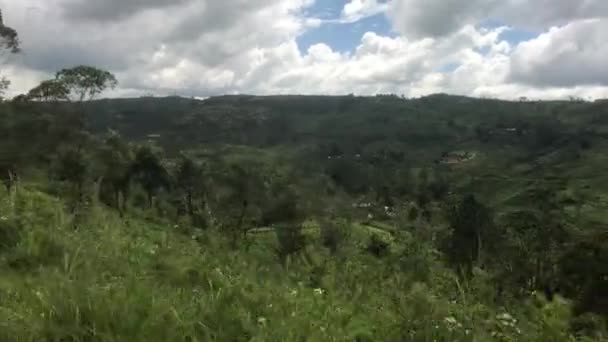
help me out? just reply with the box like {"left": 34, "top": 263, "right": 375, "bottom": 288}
{"left": 0, "top": 187, "right": 600, "bottom": 341}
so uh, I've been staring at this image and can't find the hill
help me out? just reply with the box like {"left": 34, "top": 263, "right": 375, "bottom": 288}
{"left": 1, "top": 93, "right": 607, "bottom": 340}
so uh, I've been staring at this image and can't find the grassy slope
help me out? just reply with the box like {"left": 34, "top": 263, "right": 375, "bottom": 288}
{"left": 0, "top": 188, "right": 583, "bottom": 341}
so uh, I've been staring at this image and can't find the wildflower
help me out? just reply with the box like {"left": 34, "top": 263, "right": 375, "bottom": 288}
{"left": 313, "top": 288, "right": 325, "bottom": 295}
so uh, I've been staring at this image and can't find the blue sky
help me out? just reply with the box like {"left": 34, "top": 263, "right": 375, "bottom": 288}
{"left": 297, "top": 0, "right": 394, "bottom": 54}
{"left": 297, "top": 1, "right": 540, "bottom": 55}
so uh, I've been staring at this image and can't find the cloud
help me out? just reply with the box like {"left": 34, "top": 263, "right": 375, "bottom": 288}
{"left": 509, "top": 19, "right": 608, "bottom": 87}
{"left": 61, "top": 0, "right": 191, "bottom": 22}
{"left": 2, "top": 0, "right": 608, "bottom": 101}
{"left": 386, "top": 0, "right": 608, "bottom": 39}
{"left": 341, "top": 0, "right": 388, "bottom": 23}
{"left": 387, "top": 0, "right": 499, "bottom": 39}
{"left": 497, "top": 0, "right": 608, "bottom": 30}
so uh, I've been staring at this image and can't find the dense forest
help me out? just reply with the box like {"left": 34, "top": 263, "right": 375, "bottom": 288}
{"left": 1, "top": 10, "right": 608, "bottom": 341}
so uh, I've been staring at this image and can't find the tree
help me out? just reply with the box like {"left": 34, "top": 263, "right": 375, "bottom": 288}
{"left": 0, "top": 9, "right": 21, "bottom": 190}
{"left": 129, "top": 145, "right": 170, "bottom": 208}
{"left": 271, "top": 186, "right": 307, "bottom": 261}
{"left": 444, "top": 194, "right": 494, "bottom": 276}
{"left": 0, "top": 103, "right": 53, "bottom": 192}
{"left": 26, "top": 80, "right": 69, "bottom": 102}
{"left": 558, "top": 230, "right": 608, "bottom": 316}
{"left": 53, "top": 146, "right": 91, "bottom": 206}
{"left": 96, "top": 131, "right": 133, "bottom": 215}
{"left": 26, "top": 66, "right": 117, "bottom": 130}
{"left": 215, "top": 163, "right": 265, "bottom": 248}
{"left": 0, "top": 9, "right": 20, "bottom": 99}
{"left": 176, "top": 154, "right": 205, "bottom": 217}
{"left": 54, "top": 65, "right": 117, "bottom": 103}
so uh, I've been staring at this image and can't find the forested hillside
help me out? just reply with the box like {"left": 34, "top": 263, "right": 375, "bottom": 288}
{"left": 1, "top": 15, "right": 607, "bottom": 340}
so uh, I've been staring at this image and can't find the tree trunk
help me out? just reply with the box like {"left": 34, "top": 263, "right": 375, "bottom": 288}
{"left": 4, "top": 169, "right": 13, "bottom": 192}
{"left": 114, "top": 190, "right": 120, "bottom": 210}
{"left": 77, "top": 181, "right": 84, "bottom": 204}
{"left": 232, "top": 201, "right": 248, "bottom": 249}
{"left": 147, "top": 191, "right": 153, "bottom": 209}
{"left": 476, "top": 230, "right": 483, "bottom": 267}
{"left": 187, "top": 190, "right": 194, "bottom": 216}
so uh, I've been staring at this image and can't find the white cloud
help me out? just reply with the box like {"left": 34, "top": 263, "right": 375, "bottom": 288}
{"left": 386, "top": 0, "right": 608, "bottom": 39}
{"left": 2, "top": 0, "right": 608, "bottom": 100}
{"left": 387, "top": 0, "right": 499, "bottom": 39}
{"left": 509, "top": 19, "right": 608, "bottom": 87}
{"left": 341, "top": 0, "right": 388, "bottom": 23}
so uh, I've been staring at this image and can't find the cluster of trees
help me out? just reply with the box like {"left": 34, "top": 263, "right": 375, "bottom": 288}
{"left": 440, "top": 191, "right": 607, "bottom": 320}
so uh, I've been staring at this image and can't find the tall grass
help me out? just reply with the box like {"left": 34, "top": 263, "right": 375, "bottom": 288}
{"left": 0, "top": 188, "right": 596, "bottom": 341}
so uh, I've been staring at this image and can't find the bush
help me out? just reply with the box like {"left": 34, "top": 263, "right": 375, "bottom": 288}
{"left": 570, "top": 313, "right": 607, "bottom": 339}
{"left": 274, "top": 224, "right": 306, "bottom": 262}
{"left": 0, "top": 218, "right": 20, "bottom": 253}
{"left": 366, "top": 234, "right": 389, "bottom": 258}
{"left": 320, "top": 219, "right": 350, "bottom": 254}
{"left": 408, "top": 206, "right": 419, "bottom": 221}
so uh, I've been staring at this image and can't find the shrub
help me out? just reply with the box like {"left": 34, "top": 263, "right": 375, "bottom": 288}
{"left": 274, "top": 224, "right": 306, "bottom": 262}
{"left": 320, "top": 219, "right": 350, "bottom": 254}
{"left": 0, "top": 218, "right": 20, "bottom": 252}
{"left": 366, "top": 234, "right": 389, "bottom": 258}
{"left": 408, "top": 206, "right": 419, "bottom": 221}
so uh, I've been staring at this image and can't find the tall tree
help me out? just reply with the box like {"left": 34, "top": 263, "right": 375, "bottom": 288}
{"left": 26, "top": 66, "right": 117, "bottom": 131}
{"left": 96, "top": 131, "right": 133, "bottom": 215}
{"left": 444, "top": 194, "right": 494, "bottom": 276}
{"left": 0, "top": 10, "right": 21, "bottom": 192}
{"left": 25, "top": 80, "right": 70, "bottom": 102}
{"left": 129, "top": 145, "right": 170, "bottom": 208}
{"left": 0, "top": 9, "right": 20, "bottom": 99}
{"left": 176, "top": 154, "right": 205, "bottom": 217}
{"left": 54, "top": 66, "right": 117, "bottom": 103}
{"left": 53, "top": 146, "right": 91, "bottom": 206}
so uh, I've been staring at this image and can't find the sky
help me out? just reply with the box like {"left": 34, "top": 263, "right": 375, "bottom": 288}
{"left": 1, "top": 0, "right": 608, "bottom": 100}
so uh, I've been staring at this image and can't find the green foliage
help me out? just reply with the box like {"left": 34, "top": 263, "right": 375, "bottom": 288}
{"left": 0, "top": 186, "right": 598, "bottom": 341}
{"left": 0, "top": 9, "right": 19, "bottom": 99}
{"left": 129, "top": 145, "right": 170, "bottom": 208}
{"left": 0, "top": 10, "right": 19, "bottom": 53}
{"left": 444, "top": 194, "right": 494, "bottom": 274}
{"left": 55, "top": 65, "right": 118, "bottom": 103}
{"left": 559, "top": 231, "right": 608, "bottom": 317}
{"left": 319, "top": 218, "right": 351, "bottom": 254}
{"left": 2, "top": 92, "right": 608, "bottom": 340}
{"left": 175, "top": 153, "right": 205, "bottom": 216}
{"left": 365, "top": 233, "right": 390, "bottom": 258}
{"left": 97, "top": 131, "right": 133, "bottom": 213}
{"left": 26, "top": 79, "right": 70, "bottom": 102}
